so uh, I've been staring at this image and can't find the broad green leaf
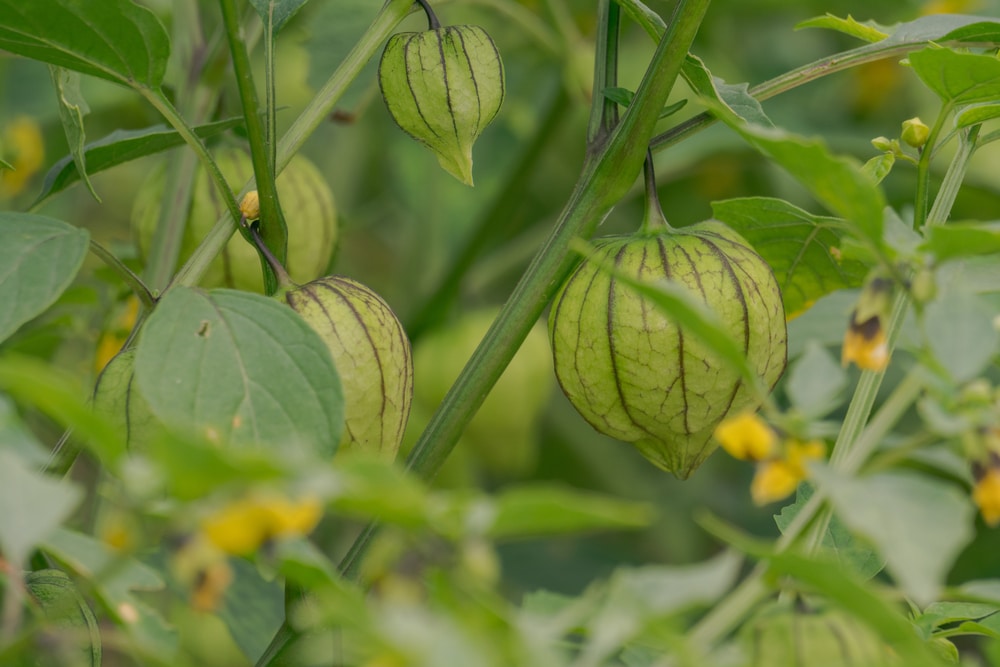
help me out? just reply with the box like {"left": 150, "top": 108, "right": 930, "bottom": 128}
{"left": 923, "top": 291, "right": 999, "bottom": 382}
{"left": 796, "top": 14, "right": 889, "bottom": 42}
{"left": 487, "top": 484, "right": 653, "bottom": 540}
{"left": 711, "top": 197, "right": 868, "bottom": 318}
{"left": 812, "top": 466, "right": 974, "bottom": 607}
{"left": 939, "top": 20, "right": 1000, "bottom": 42}
{"left": 218, "top": 557, "right": 284, "bottom": 663}
{"left": 923, "top": 221, "right": 1000, "bottom": 262}
{"left": 784, "top": 342, "right": 847, "bottom": 418}
{"left": 774, "top": 484, "right": 884, "bottom": 580}
{"left": 49, "top": 66, "right": 99, "bottom": 202}
{"left": 0, "top": 0, "right": 170, "bottom": 89}
{"left": 682, "top": 54, "right": 772, "bottom": 127}
{"left": 0, "top": 354, "right": 125, "bottom": 465}
{"left": 0, "top": 214, "right": 89, "bottom": 344}
{"left": 956, "top": 103, "right": 1000, "bottom": 129}
{"left": 909, "top": 47, "right": 1000, "bottom": 106}
{"left": 0, "top": 450, "right": 82, "bottom": 565}
{"left": 34, "top": 118, "right": 243, "bottom": 205}
{"left": 702, "top": 102, "right": 885, "bottom": 245}
{"left": 249, "top": 0, "right": 309, "bottom": 32}
{"left": 582, "top": 551, "right": 742, "bottom": 664}
{"left": 886, "top": 16, "right": 1000, "bottom": 46}
{"left": 134, "top": 288, "right": 344, "bottom": 456}
{"left": 42, "top": 528, "right": 177, "bottom": 658}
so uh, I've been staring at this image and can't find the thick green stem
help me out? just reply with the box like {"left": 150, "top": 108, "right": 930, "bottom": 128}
{"left": 219, "top": 0, "right": 286, "bottom": 295}
{"left": 172, "top": 0, "right": 414, "bottom": 292}
{"left": 339, "top": 0, "right": 712, "bottom": 578}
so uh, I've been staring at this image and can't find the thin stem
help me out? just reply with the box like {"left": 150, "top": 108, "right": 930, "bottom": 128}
{"left": 640, "top": 149, "right": 670, "bottom": 233}
{"left": 89, "top": 240, "right": 156, "bottom": 309}
{"left": 416, "top": 0, "right": 441, "bottom": 30}
{"left": 586, "top": 1, "right": 620, "bottom": 147}
{"left": 172, "top": 0, "right": 416, "bottom": 293}
{"left": 219, "top": 0, "right": 286, "bottom": 295}
{"left": 913, "top": 106, "right": 951, "bottom": 230}
{"left": 926, "top": 124, "right": 980, "bottom": 228}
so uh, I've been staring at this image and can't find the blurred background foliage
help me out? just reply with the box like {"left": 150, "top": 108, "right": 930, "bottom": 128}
{"left": 2, "top": 0, "right": 1000, "bottom": 655}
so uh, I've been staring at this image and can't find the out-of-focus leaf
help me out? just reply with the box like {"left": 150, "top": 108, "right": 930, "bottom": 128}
{"left": 923, "top": 221, "right": 1000, "bottom": 262}
{"left": 34, "top": 118, "right": 242, "bottom": 205}
{"left": 711, "top": 197, "right": 869, "bottom": 318}
{"left": 795, "top": 14, "right": 889, "bottom": 42}
{"left": 0, "top": 451, "right": 82, "bottom": 566}
{"left": 249, "top": 0, "right": 309, "bottom": 32}
{"left": 487, "top": 484, "right": 653, "bottom": 539}
{"left": 784, "top": 342, "right": 847, "bottom": 418}
{"left": 774, "top": 483, "right": 884, "bottom": 580}
{"left": 956, "top": 103, "right": 1000, "bottom": 128}
{"left": 0, "top": 214, "right": 89, "bottom": 344}
{"left": 812, "top": 466, "right": 974, "bottom": 607}
{"left": 923, "top": 291, "right": 999, "bottom": 382}
{"left": 217, "top": 557, "right": 284, "bottom": 663}
{"left": 0, "top": 0, "right": 170, "bottom": 88}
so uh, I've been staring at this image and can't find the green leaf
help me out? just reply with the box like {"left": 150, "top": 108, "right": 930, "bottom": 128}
{"left": 917, "top": 601, "right": 1000, "bottom": 631}
{"left": 784, "top": 342, "right": 847, "bottom": 418}
{"left": 582, "top": 551, "right": 742, "bottom": 664}
{"left": 774, "top": 484, "right": 884, "bottom": 580}
{"left": 711, "top": 197, "right": 868, "bottom": 318}
{"left": 42, "top": 528, "right": 177, "bottom": 658}
{"left": 0, "top": 214, "right": 89, "bottom": 344}
{"left": 217, "top": 557, "right": 284, "bottom": 663}
{"left": 909, "top": 47, "right": 1000, "bottom": 106}
{"left": 0, "top": 450, "right": 82, "bottom": 566}
{"left": 34, "top": 118, "right": 242, "bottom": 205}
{"left": 487, "top": 484, "right": 654, "bottom": 540}
{"left": 0, "top": 395, "right": 49, "bottom": 468}
{"left": 923, "top": 221, "right": 1000, "bottom": 262}
{"left": 702, "top": 103, "right": 886, "bottom": 246}
{"left": 796, "top": 14, "right": 889, "bottom": 42}
{"left": 682, "top": 54, "right": 772, "bottom": 127}
{"left": 955, "top": 103, "right": 1000, "bottom": 129}
{"left": 862, "top": 151, "right": 895, "bottom": 185}
{"left": 49, "top": 66, "right": 99, "bottom": 202}
{"left": 923, "top": 291, "right": 999, "bottom": 382}
{"left": 249, "top": 0, "right": 309, "bottom": 32}
{"left": 0, "top": 355, "right": 126, "bottom": 465}
{"left": 134, "top": 287, "right": 344, "bottom": 456}
{"left": 812, "top": 466, "right": 975, "bottom": 607}
{"left": 0, "top": 0, "right": 170, "bottom": 89}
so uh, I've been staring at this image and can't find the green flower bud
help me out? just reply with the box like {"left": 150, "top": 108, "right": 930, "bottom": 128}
{"left": 901, "top": 116, "right": 930, "bottom": 149}
{"left": 378, "top": 25, "right": 505, "bottom": 186}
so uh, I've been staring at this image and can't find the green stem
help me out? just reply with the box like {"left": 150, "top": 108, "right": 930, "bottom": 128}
{"left": 89, "top": 240, "right": 156, "bottom": 309}
{"left": 219, "top": 0, "right": 287, "bottom": 295}
{"left": 913, "top": 106, "right": 951, "bottom": 230}
{"left": 586, "top": 2, "right": 620, "bottom": 147}
{"left": 339, "top": 0, "right": 712, "bottom": 579}
{"left": 926, "top": 124, "right": 979, "bottom": 228}
{"left": 172, "top": 0, "right": 415, "bottom": 293}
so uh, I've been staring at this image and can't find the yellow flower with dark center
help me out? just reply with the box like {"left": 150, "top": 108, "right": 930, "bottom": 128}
{"left": 200, "top": 492, "right": 322, "bottom": 555}
{"left": 842, "top": 311, "right": 889, "bottom": 371}
{"left": 714, "top": 411, "right": 778, "bottom": 462}
{"left": 0, "top": 115, "right": 45, "bottom": 197}
{"left": 973, "top": 468, "right": 1000, "bottom": 527}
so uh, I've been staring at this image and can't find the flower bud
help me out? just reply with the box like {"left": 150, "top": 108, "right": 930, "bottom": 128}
{"left": 901, "top": 116, "right": 930, "bottom": 148}
{"left": 378, "top": 25, "right": 505, "bottom": 186}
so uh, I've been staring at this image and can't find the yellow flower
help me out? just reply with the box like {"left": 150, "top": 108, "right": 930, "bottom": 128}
{"left": 750, "top": 439, "right": 826, "bottom": 505}
{"left": 973, "top": 468, "right": 1000, "bottom": 527}
{"left": 0, "top": 115, "right": 44, "bottom": 197}
{"left": 842, "top": 312, "right": 889, "bottom": 371}
{"left": 191, "top": 559, "right": 234, "bottom": 612}
{"left": 714, "top": 411, "right": 777, "bottom": 461}
{"left": 200, "top": 492, "right": 322, "bottom": 555}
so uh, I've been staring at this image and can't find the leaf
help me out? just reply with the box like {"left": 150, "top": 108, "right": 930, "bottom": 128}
{"left": 487, "top": 484, "right": 654, "bottom": 540}
{"left": 711, "top": 197, "right": 868, "bottom": 318}
{"left": 34, "top": 118, "right": 243, "bottom": 205}
{"left": 249, "top": 0, "right": 310, "bottom": 32}
{"left": 0, "top": 395, "right": 49, "bottom": 468}
{"left": 784, "top": 342, "right": 847, "bottom": 418}
{"left": 862, "top": 151, "right": 895, "bottom": 185}
{"left": 42, "top": 528, "right": 178, "bottom": 658}
{"left": 955, "top": 103, "right": 1000, "bottom": 129}
{"left": 796, "top": 14, "right": 889, "bottom": 42}
{"left": 923, "top": 221, "right": 1000, "bottom": 262}
{"left": 581, "top": 551, "right": 742, "bottom": 665}
{"left": 49, "top": 66, "right": 99, "bottom": 202}
{"left": 812, "top": 466, "right": 975, "bottom": 607}
{"left": 682, "top": 54, "right": 772, "bottom": 127}
{"left": 217, "top": 557, "right": 284, "bottom": 663}
{"left": 923, "top": 291, "right": 999, "bottom": 382}
{"left": 909, "top": 47, "right": 1000, "bottom": 106}
{"left": 773, "top": 483, "right": 884, "bottom": 580}
{"left": 0, "top": 213, "right": 89, "bottom": 344}
{"left": 0, "top": 450, "right": 82, "bottom": 566}
{"left": 134, "top": 287, "right": 344, "bottom": 457}
{"left": 701, "top": 101, "right": 886, "bottom": 246}
{"left": 0, "top": 0, "right": 170, "bottom": 89}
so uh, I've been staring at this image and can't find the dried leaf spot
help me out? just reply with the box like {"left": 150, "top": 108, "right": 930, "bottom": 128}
{"left": 196, "top": 320, "right": 211, "bottom": 337}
